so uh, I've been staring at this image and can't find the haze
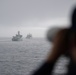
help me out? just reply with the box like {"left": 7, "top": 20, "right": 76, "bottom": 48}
{"left": 0, "top": 0, "right": 76, "bottom": 37}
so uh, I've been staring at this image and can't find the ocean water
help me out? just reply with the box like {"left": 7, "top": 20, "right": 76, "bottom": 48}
{"left": 0, "top": 38, "right": 69, "bottom": 75}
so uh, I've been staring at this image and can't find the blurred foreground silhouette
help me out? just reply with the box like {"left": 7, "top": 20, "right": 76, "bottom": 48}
{"left": 31, "top": 6, "right": 76, "bottom": 75}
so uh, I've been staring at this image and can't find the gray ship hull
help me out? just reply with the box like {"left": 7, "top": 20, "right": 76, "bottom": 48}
{"left": 12, "top": 38, "right": 22, "bottom": 41}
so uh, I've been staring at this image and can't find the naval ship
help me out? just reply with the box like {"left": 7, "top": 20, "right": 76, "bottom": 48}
{"left": 12, "top": 31, "right": 23, "bottom": 41}
{"left": 26, "top": 33, "right": 32, "bottom": 39}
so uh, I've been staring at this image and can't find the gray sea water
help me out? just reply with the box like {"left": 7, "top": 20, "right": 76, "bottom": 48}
{"left": 0, "top": 38, "right": 69, "bottom": 75}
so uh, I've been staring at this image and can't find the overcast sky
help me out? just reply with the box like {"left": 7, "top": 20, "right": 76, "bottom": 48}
{"left": 0, "top": 0, "right": 76, "bottom": 37}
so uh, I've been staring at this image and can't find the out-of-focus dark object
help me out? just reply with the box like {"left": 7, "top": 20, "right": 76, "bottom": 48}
{"left": 46, "top": 6, "right": 76, "bottom": 43}
{"left": 46, "top": 27, "right": 61, "bottom": 42}
{"left": 71, "top": 6, "right": 76, "bottom": 29}
{"left": 32, "top": 6, "right": 76, "bottom": 75}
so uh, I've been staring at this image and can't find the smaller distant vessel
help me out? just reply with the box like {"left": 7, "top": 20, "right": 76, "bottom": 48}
{"left": 12, "top": 31, "right": 23, "bottom": 41}
{"left": 26, "top": 33, "right": 32, "bottom": 39}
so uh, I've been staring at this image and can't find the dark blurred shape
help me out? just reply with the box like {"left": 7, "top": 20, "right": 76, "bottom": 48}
{"left": 32, "top": 6, "right": 76, "bottom": 75}
{"left": 71, "top": 7, "right": 76, "bottom": 29}
{"left": 47, "top": 7, "right": 76, "bottom": 42}
{"left": 46, "top": 27, "right": 61, "bottom": 42}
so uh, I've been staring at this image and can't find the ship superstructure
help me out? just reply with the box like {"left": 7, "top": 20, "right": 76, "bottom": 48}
{"left": 12, "top": 31, "right": 23, "bottom": 41}
{"left": 26, "top": 33, "right": 32, "bottom": 39}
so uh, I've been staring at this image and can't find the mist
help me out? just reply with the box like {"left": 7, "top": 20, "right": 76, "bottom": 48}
{"left": 0, "top": 0, "right": 76, "bottom": 37}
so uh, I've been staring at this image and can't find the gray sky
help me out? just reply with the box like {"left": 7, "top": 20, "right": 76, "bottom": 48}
{"left": 0, "top": 0, "right": 76, "bottom": 37}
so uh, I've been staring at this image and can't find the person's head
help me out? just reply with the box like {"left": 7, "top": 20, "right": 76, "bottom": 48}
{"left": 62, "top": 7, "right": 76, "bottom": 56}
{"left": 51, "top": 6, "right": 76, "bottom": 57}
{"left": 71, "top": 7, "right": 76, "bottom": 28}
{"left": 70, "top": 7, "right": 76, "bottom": 47}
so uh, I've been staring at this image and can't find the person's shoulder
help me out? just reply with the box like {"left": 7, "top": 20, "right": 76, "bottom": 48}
{"left": 55, "top": 28, "right": 69, "bottom": 41}
{"left": 57, "top": 28, "right": 69, "bottom": 35}
{"left": 59, "top": 28, "right": 69, "bottom": 32}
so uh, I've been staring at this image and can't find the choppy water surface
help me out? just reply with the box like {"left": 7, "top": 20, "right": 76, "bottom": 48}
{"left": 0, "top": 38, "right": 69, "bottom": 75}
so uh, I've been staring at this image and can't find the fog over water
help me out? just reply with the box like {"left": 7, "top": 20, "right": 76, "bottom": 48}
{"left": 0, "top": 0, "right": 76, "bottom": 37}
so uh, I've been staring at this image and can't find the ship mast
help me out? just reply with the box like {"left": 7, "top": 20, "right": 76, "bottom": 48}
{"left": 18, "top": 31, "right": 20, "bottom": 35}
